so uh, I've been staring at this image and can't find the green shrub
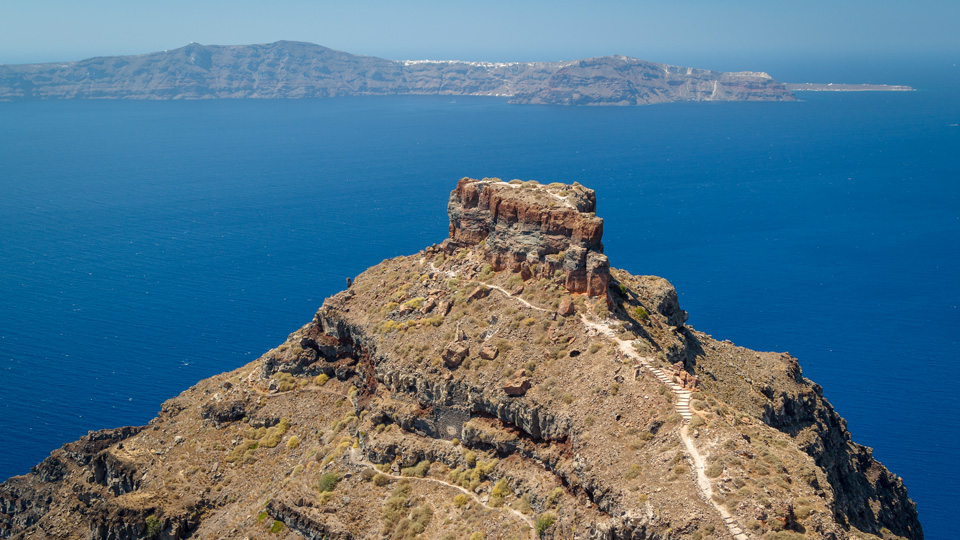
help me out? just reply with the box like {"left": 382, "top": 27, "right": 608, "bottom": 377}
{"left": 314, "top": 373, "right": 330, "bottom": 386}
{"left": 286, "top": 435, "right": 300, "bottom": 449}
{"left": 402, "top": 297, "right": 425, "bottom": 310}
{"left": 401, "top": 460, "right": 431, "bottom": 478}
{"left": 272, "top": 372, "right": 297, "bottom": 392}
{"left": 514, "top": 493, "right": 532, "bottom": 514}
{"left": 381, "top": 481, "right": 412, "bottom": 534}
{"left": 535, "top": 512, "right": 556, "bottom": 537}
{"left": 453, "top": 493, "right": 468, "bottom": 508}
{"left": 269, "top": 520, "right": 284, "bottom": 533}
{"left": 145, "top": 515, "right": 161, "bottom": 538}
{"left": 489, "top": 478, "right": 510, "bottom": 507}
{"left": 225, "top": 440, "right": 259, "bottom": 464}
{"left": 625, "top": 464, "right": 642, "bottom": 480}
{"left": 318, "top": 472, "right": 339, "bottom": 493}
{"left": 260, "top": 418, "right": 291, "bottom": 448}
{"left": 706, "top": 462, "right": 724, "bottom": 478}
{"left": 410, "top": 504, "right": 433, "bottom": 532}
{"left": 689, "top": 415, "right": 705, "bottom": 429}
{"left": 546, "top": 487, "right": 564, "bottom": 507}
{"left": 421, "top": 315, "right": 444, "bottom": 326}
{"left": 373, "top": 473, "right": 390, "bottom": 487}
{"left": 633, "top": 306, "right": 649, "bottom": 320}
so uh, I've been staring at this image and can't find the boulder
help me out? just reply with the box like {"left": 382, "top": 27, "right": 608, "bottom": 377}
{"left": 479, "top": 344, "right": 499, "bottom": 360}
{"left": 442, "top": 342, "right": 469, "bottom": 368}
{"left": 558, "top": 297, "right": 574, "bottom": 316}
{"left": 503, "top": 377, "right": 532, "bottom": 396}
{"left": 466, "top": 286, "right": 490, "bottom": 302}
{"left": 520, "top": 262, "right": 533, "bottom": 281}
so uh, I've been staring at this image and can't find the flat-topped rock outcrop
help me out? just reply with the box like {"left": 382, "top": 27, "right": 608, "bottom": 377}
{"left": 448, "top": 177, "right": 610, "bottom": 296}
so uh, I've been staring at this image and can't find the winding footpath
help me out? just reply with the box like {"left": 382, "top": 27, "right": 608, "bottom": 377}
{"left": 348, "top": 448, "right": 537, "bottom": 539}
{"left": 425, "top": 260, "right": 749, "bottom": 538}
{"left": 581, "top": 315, "right": 750, "bottom": 539}
{"left": 488, "top": 284, "right": 750, "bottom": 540}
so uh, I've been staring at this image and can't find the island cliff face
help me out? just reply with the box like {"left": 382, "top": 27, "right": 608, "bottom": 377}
{"left": 448, "top": 178, "right": 609, "bottom": 296}
{"left": 0, "top": 41, "right": 795, "bottom": 106}
{"left": 0, "top": 178, "right": 920, "bottom": 540}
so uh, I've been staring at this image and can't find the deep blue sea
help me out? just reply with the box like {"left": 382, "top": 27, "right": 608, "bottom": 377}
{"left": 1, "top": 60, "right": 957, "bottom": 538}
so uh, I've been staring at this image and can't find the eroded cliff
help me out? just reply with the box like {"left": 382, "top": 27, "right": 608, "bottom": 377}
{"left": 0, "top": 178, "right": 920, "bottom": 540}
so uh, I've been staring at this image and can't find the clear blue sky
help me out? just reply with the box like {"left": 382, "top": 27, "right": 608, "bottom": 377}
{"left": 1, "top": 0, "right": 957, "bottom": 69}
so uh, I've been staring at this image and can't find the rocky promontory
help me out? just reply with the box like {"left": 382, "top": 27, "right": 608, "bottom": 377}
{"left": 0, "top": 41, "right": 795, "bottom": 105}
{"left": 448, "top": 178, "right": 609, "bottom": 296}
{"left": 1, "top": 178, "right": 921, "bottom": 540}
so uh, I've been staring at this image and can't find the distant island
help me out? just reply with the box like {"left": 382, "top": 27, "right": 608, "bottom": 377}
{"left": 784, "top": 83, "right": 915, "bottom": 92}
{"left": 0, "top": 40, "right": 796, "bottom": 105}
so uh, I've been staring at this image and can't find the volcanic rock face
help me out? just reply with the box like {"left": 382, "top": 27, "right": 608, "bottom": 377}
{"left": 448, "top": 177, "right": 611, "bottom": 296}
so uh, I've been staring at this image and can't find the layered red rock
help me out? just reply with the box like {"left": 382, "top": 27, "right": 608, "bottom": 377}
{"left": 448, "top": 177, "right": 611, "bottom": 296}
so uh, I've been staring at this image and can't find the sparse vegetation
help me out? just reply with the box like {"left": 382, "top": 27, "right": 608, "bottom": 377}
{"left": 489, "top": 478, "right": 510, "bottom": 507}
{"left": 401, "top": 460, "right": 431, "bottom": 478}
{"left": 145, "top": 515, "right": 161, "bottom": 538}
{"left": 271, "top": 372, "right": 297, "bottom": 392}
{"left": 286, "top": 435, "right": 300, "bottom": 449}
{"left": 535, "top": 512, "right": 556, "bottom": 536}
{"left": 546, "top": 487, "right": 564, "bottom": 507}
{"left": 318, "top": 472, "right": 339, "bottom": 493}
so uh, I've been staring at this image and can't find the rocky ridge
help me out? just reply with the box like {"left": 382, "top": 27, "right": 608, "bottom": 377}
{"left": 0, "top": 178, "right": 921, "bottom": 540}
{"left": 0, "top": 41, "right": 795, "bottom": 105}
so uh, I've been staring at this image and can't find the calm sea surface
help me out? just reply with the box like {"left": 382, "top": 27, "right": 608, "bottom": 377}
{"left": 1, "top": 62, "right": 957, "bottom": 537}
